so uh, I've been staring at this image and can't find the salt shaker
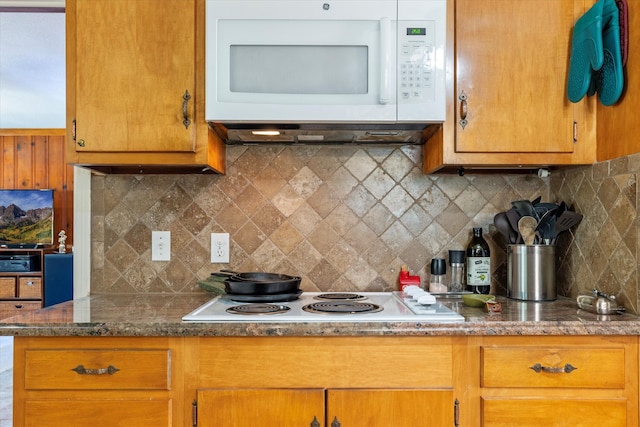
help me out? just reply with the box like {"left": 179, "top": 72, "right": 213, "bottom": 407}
{"left": 429, "top": 258, "right": 447, "bottom": 293}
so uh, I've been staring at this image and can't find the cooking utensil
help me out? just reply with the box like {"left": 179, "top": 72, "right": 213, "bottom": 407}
{"left": 512, "top": 199, "right": 539, "bottom": 221}
{"left": 223, "top": 278, "right": 301, "bottom": 295}
{"left": 506, "top": 208, "right": 523, "bottom": 243}
{"left": 535, "top": 208, "right": 558, "bottom": 244}
{"left": 494, "top": 212, "right": 517, "bottom": 244}
{"left": 554, "top": 210, "right": 583, "bottom": 236}
{"left": 219, "top": 270, "right": 299, "bottom": 282}
{"left": 517, "top": 216, "right": 538, "bottom": 245}
{"left": 213, "top": 270, "right": 302, "bottom": 295}
{"left": 226, "top": 290, "right": 303, "bottom": 303}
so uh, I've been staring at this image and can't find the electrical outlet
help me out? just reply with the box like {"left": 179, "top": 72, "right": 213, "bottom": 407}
{"left": 211, "top": 233, "right": 230, "bottom": 263}
{"left": 152, "top": 231, "right": 171, "bottom": 261}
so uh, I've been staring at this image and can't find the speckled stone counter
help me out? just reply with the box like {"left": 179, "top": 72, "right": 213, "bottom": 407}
{"left": 1, "top": 293, "right": 639, "bottom": 336}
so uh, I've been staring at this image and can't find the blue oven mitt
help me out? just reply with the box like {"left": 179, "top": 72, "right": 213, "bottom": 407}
{"left": 591, "top": 0, "right": 624, "bottom": 105}
{"left": 567, "top": 0, "right": 604, "bottom": 103}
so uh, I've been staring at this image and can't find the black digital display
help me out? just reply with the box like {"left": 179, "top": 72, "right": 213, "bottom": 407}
{"left": 407, "top": 27, "right": 426, "bottom": 36}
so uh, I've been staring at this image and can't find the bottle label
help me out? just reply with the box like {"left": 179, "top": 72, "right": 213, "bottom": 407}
{"left": 467, "top": 257, "right": 490, "bottom": 285}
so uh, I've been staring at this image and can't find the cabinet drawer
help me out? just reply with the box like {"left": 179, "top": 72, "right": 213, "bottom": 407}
{"left": 197, "top": 337, "right": 453, "bottom": 388}
{"left": 481, "top": 346, "right": 626, "bottom": 389}
{"left": 24, "top": 349, "right": 171, "bottom": 390}
{"left": 0, "top": 277, "right": 16, "bottom": 298}
{"left": 18, "top": 277, "right": 42, "bottom": 298}
{"left": 0, "top": 301, "right": 41, "bottom": 320}
{"left": 24, "top": 399, "right": 171, "bottom": 427}
{"left": 482, "top": 398, "right": 627, "bottom": 427}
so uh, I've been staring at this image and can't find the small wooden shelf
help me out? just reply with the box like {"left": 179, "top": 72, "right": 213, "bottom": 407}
{"left": 0, "top": 248, "right": 48, "bottom": 320}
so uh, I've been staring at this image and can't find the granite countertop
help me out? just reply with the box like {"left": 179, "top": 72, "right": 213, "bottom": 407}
{"left": 1, "top": 293, "right": 639, "bottom": 337}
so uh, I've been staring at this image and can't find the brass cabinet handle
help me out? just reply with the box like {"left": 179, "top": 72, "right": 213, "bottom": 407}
{"left": 182, "top": 90, "right": 192, "bottom": 129}
{"left": 310, "top": 416, "right": 320, "bottom": 427}
{"left": 77, "top": 139, "right": 86, "bottom": 147}
{"left": 71, "top": 364, "right": 120, "bottom": 376}
{"left": 529, "top": 363, "right": 577, "bottom": 374}
{"left": 454, "top": 398, "right": 460, "bottom": 427}
{"left": 331, "top": 416, "right": 341, "bottom": 427}
{"left": 458, "top": 91, "right": 468, "bottom": 129}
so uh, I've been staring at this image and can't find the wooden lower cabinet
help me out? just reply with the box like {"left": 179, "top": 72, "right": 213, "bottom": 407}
{"left": 13, "top": 335, "right": 639, "bottom": 427}
{"left": 473, "top": 336, "right": 639, "bottom": 427}
{"left": 188, "top": 336, "right": 457, "bottom": 426}
{"left": 13, "top": 336, "right": 184, "bottom": 427}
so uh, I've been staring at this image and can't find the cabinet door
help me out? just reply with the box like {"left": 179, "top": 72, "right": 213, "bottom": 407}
{"left": 197, "top": 388, "right": 454, "bottom": 426}
{"left": 196, "top": 389, "right": 325, "bottom": 427}
{"left": 327, "top": 389, "right": 454, "bottom": 427}
{"left": 455, "top": 0, "right": 576, "bottom": 154}
{"left": 73, "top": 0, "right": 196, "bottom": 153}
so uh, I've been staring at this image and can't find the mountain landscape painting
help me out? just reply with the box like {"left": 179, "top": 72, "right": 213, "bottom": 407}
{"left": 0, "top": 190, "right": 54, "bottom": 246}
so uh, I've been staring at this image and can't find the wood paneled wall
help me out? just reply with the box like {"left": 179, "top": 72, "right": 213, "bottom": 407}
{"left": 0, "top": 129, "right": 74, "bottom": 247}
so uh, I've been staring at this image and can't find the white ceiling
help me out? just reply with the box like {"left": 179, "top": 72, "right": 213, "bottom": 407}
{"left": 0, "top": 9, "right": 65, "bottom": 128}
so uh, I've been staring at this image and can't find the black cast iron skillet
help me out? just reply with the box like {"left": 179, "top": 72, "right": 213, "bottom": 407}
{"left": 211, "top": 270, "right": 302, "bottom": 295}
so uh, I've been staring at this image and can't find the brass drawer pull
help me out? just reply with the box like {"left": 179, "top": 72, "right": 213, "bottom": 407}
{"left": 182, "top": 90, "right": 192, "bottom": 129}
{"left": 529, "top": 363, "right": 577, "bottom": 374}
{"left": 458, "top": 91, "right": 468, "bottom": 129}
{"left": 72, "top": 364, "right": 120, "bottom": 376}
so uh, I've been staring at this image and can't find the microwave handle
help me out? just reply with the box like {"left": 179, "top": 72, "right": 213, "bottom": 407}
{"left": 379, "top": 17, "right": 391, "bottom": 104}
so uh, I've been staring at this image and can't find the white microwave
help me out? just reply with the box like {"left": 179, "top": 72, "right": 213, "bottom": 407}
{"left": 206, "top": 0, "right": 446, "bottom": 133}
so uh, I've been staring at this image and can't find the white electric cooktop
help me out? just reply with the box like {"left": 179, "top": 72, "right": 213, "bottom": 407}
{"left": 182, "top": 291, "right": 464, "bottom": 323}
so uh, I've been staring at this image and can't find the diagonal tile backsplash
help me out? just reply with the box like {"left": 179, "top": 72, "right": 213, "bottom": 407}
{"left": 91, "top": 146, "right": 552, "bottom": 297}
{"left": 551, "top": 154, "right": 639, "bottom": 314}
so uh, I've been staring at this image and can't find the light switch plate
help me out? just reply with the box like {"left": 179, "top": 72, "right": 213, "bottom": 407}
{"left": 211, "top": 233, "right": 230, "bottom": 263}
{"left": 152, "top": 231, "right": 171, "bottom": 261}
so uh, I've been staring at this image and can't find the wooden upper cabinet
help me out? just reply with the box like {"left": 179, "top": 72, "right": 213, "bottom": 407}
{"left": 424, "top": 0, "right": 596, "bottom": 173}
{"left": 74, "top": 0, "right": 195, "bottom": 153}
{"left": 597, "top": 0, "right": 639, "bottom": 161}
{"left": 66, "top": 0, "right": 225, "bottom": 173}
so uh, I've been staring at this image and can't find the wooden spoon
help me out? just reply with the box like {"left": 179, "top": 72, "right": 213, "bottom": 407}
{"left": 517, "top": 216, "right": 538, "bottom": 245}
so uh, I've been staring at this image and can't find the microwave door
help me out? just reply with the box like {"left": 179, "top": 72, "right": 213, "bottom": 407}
{"left": 206, "top": 1, "right": 399, "bottom": 123}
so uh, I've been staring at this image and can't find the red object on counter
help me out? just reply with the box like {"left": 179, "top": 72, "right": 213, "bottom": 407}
{"left": 399, "top": 265, "right": 421, "bottom": 290}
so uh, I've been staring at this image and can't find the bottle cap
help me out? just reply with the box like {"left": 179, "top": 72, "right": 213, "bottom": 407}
{"left": 449, "top": 250, "right": 465, "bottom": 264}
{"left": 431, "top": 258, "right": 446, "bottom": 275}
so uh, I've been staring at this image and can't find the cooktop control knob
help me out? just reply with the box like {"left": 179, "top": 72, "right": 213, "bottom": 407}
{"left": 417, "top": 293, "right": 436, "bottom": 305}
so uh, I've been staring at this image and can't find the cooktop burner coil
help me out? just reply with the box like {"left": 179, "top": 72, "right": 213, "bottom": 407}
{"left": 314, "top": 293, "right": 366, "bottom": 301}
{"left": 226, "top": 304, "right": 291, "bottom": 315}
{"left": 302, "top": 301, "right": 383, "bottom": 314}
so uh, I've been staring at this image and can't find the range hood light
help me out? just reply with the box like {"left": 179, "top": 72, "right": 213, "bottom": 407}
{"left": 251, "top": 130, "right": 281, "bottom": 136}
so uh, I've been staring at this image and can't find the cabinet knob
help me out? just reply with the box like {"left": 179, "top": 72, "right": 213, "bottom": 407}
{"left": 77, "top": 139, "right": 86, "bottom": 147}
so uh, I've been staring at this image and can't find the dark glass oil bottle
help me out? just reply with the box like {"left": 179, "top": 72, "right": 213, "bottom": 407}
{"left": 466, "top": 227, "right": 491, "bottom": 294}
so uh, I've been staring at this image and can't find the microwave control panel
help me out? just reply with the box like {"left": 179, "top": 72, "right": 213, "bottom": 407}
{"left": 398, "top": 21, "right": 437, "bottom": 103}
